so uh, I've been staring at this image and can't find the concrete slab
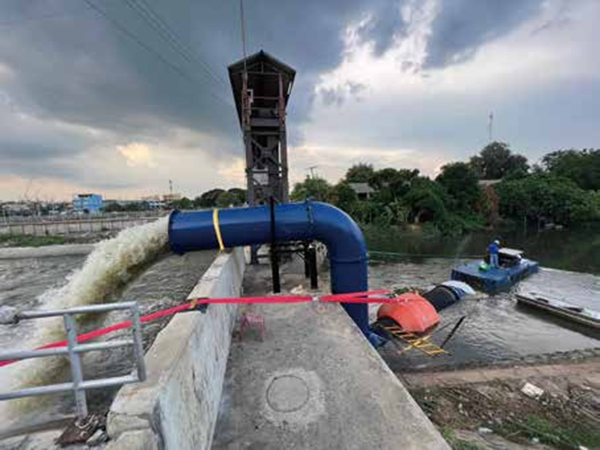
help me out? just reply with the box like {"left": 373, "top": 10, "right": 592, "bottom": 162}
{"left": 212, "top": 263, "right": 449, "bottom": 450}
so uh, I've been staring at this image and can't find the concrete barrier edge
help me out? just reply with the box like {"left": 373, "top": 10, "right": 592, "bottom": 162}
{"left": 106, "top": 248, "right": 246, "bottom": 450}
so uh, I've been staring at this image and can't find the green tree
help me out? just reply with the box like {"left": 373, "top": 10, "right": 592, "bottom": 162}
{"left": 470, "top": 142, "right": 529, "bottom": 179}
{"left": 403, "top": 178, "right": 448, "bottom": 224}
{"left": 541, "top": 149, "right": 600, "bottom": 191}
{"left": 174, "top": 197, "right": 193, "bottom": 210}
{"left": 227, "top": 188, "right": 247, "bottom": 205}
{"left": 290, "top": 176, "right": 331, "bottom": 202}
{"left": 436, "top": 162, "right": 481, "bottom": 210}
{"left": 328, "top": 181, "right": 358, "bottom": 213}
{"left": 369, "top": 168, "right": 419, "bottom": 197}
{"left": 103, "top": 202, "right": 124, "bottom": 213}
{"left": 345, "top": 163, "right": 375, "bottom": 183}
{"left": 496, "top": 174, "right": 599, "bottom": 226}
{"left": 196, "top": 188, "right": 225, "bottom": 208}
{"left": 216, "top": 191, "right": 237, "bottom": 208}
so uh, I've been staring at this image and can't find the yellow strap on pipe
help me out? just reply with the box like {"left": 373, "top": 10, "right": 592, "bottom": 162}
{"left": 212, "top": 209, "right": 225, "bottom": 252}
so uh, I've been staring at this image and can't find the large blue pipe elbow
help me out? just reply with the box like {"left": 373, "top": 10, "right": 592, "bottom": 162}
{"left": 168, "top": 201, "right": 370, "bottom": 338}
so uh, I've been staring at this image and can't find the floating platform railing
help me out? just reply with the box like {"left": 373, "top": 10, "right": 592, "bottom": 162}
{"left": 0, "top": 302, "right": 146, "bottom": 420}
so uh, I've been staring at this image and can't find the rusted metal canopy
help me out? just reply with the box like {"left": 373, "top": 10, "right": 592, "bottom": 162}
{"left": 228, "top": 50, "right": 296, "bottom": 126}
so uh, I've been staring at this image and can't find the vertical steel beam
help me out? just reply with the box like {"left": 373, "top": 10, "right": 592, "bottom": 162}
{"left": 279, "top": 73, "right": 289, "bottom": 202}
{"left": 269, "top": 197, "right": 281, "bottom": 293}
{"left": 131, "top": 305, "right": 147, "bottom": 382}
{"left": 64, "top": 314, "right": 88, "bottom": 420}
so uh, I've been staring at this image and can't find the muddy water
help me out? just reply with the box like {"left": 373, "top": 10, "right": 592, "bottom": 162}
{"left": 0, "top": 250, "right": 216, "bottom": 436}
{"left": 366, "top": 259, "right": 600, "bottom": 372}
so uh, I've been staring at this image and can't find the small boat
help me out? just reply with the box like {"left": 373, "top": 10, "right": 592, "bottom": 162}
{"left": 516, "top": 293, "right": 600, "bottom": 330}
{"left": 451, "top": 248, "right": 539, "bottom": 294}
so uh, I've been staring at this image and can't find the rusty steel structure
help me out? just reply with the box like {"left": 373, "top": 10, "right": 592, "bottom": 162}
{"left": 228, "top": 50, "right": 295, "bottom": 207}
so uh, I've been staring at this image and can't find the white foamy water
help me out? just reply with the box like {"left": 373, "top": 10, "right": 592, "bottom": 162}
{"left": 0, "top": 217, "right": 169, "bottom": 433}
{"left": 41, "top": 216, "right": 169, "bottom": 313}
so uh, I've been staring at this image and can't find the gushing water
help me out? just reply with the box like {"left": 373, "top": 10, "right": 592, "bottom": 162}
{"left": 0, "top": 217, "right": 169, "bottom": 432}
{"left": 42, "top": 216, "right": 169, "bottom": 313}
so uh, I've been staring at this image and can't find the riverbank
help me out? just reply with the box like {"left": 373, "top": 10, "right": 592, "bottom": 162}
{"left": 403, "top": 358, "right": 600, "bottom": 449}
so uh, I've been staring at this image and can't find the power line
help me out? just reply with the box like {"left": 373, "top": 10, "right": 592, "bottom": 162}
{"left": 83, "top": 0, "right": 232, "bottom": 108}
{"left": 0, "top": 0, "right": 119, "bottom": 27}
{"left": 138, "top": 0, "right": 229, "bottom": 89}
{"left": 239, "top": 0, "right": 248, "bottom": 67}
{"left": 126, "top": 0, "right": 229, "bottom": 91}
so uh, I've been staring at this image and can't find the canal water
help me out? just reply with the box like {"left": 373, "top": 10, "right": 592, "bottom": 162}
{"left": 364, "top": 225, "right": 600, "bottom": 372}
{"left": 1, "top": 223, "right": 599, "bottom": 435}
{"left": 0, "top": 220, "right": 216, "bottom": 437}
{"left": 365, "top": 224, "right": 600, "bottom": 275}
{"left": 366, "top": 259, "right": 600, "bottom": 372}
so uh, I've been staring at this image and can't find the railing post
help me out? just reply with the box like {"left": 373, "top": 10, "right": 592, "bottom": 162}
{"left": 130, "top": 305, "right": 147, "bottom": 382}
{"left": 64, "top": 314, "right": 88, "bottom": 420}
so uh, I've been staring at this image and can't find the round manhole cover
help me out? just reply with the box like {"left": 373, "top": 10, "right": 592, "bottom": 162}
{"left": 266, "top": 375, "right": 310, "bottom": 412}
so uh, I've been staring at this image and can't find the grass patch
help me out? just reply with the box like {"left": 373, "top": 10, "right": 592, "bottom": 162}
{"left": 442, "top": 427, "right": 481, "bottom": 450}
{"left": 0, "top": 233, "right": 66, "bottom": 247}
{"left": 493, "top": 415, "right": 600, "bottom": 449}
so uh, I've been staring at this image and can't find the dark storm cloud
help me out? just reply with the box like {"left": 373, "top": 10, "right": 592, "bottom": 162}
{"left": 424, "top": 0, "right": 544, "bottom": 68}
{"left": 0, "top": 0, "right": 559, "bottom": 194}
{"left": 0, "top": 0, "right": 404, "bottom": 149}
{"left": 356, "top": 2, "right": 407, "bottom": 56}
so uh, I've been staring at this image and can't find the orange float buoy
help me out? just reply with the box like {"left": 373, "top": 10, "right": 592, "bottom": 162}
{"left": 377, "top": 293, "right": 440, "bottom": 333}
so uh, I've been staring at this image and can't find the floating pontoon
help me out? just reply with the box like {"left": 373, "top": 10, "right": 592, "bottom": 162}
{"left": 451, "top": 248, "right": 539, "bottom": 294}
{"left": 516, "top": 293, "right": 600, "bottom": 330}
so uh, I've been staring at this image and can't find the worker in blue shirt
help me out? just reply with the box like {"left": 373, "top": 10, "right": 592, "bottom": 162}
{"left": 488, "top": 240, "right": 500, "bottom": 268}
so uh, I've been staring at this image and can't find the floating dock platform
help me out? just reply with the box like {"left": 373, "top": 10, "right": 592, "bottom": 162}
{"left": 517, "top": 293, "right": 600, "bottom": 330}
{"left": 451, "top": 259, "right": 539, "bottom": 294}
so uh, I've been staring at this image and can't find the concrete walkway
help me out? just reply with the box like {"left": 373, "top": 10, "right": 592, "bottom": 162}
{"left": 212, "top": 262, "right": 449, "bottom": 450}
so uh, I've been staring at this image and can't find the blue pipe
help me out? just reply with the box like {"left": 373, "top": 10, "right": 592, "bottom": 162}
{"left": 169, "top": 201, "right": 372, "bottom": 340}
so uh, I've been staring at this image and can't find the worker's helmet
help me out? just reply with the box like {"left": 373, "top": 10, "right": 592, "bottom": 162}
{"left": 494, "top": 239, "right": 500, "bottom": 245}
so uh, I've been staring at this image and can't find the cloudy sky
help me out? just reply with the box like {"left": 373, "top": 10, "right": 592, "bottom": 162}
{"left": 0, "top": 0, "right": 599, "bottom": 201}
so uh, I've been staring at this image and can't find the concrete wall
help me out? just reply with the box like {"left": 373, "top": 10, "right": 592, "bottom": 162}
{"left": 0, "top": 217, "right": 157, "bottom": 236}
{"left": 106, "top": 248, "right": 245, "bottom": 450}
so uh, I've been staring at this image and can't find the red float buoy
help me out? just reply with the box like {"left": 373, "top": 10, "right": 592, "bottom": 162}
{"left": 377, "top": 293, "right": 440, "bottom": 333}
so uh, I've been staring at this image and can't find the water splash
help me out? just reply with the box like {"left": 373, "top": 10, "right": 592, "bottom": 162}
{"left": 42, "top": 216, "right": 169, "bottom": 312}
{"left": 0, "top": 217, "right": 170, "bottom": 429}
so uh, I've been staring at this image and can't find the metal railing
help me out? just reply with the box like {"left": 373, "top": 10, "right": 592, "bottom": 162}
{"left": 0, "top": 302, "right": 146, "bottom": 420}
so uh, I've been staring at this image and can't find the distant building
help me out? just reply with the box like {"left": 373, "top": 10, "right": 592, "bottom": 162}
{"left": 2, "top": 202, "right": 32, "bottom": 216}
{"left": 162, "top": 193, "right": 182, "bottom": 203}
{"left": 348, "top": 182, "right": 375, "bottom": 200}
{"left": 73, "top": 194, "right": 103, "bottom": 214}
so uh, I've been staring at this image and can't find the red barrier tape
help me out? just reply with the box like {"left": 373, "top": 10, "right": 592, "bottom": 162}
{"left": 0, "top": 290, "right": 395, "bottom": 369}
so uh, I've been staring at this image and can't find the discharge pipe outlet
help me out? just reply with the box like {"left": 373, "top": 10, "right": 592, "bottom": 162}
{"left": 169, "top": 201, "right": 373, "bottom": 341}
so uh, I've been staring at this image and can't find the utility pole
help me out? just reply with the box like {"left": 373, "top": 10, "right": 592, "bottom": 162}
{"left": 169, "top": 180, "right": 173, "bottom": 196}
{"left": 307, "top": 166, "right": 318, "bottom": 179}
{"left": 488, "top": 112, "right": 494, "bottom": 143}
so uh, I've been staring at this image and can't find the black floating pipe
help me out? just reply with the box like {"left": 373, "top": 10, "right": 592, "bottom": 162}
{"left": 168, "top": 201, "right": 373, "bottom": 341}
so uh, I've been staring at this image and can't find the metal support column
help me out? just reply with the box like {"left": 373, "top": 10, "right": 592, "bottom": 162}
{"left": 270, "top": 197, "right": 281, "bottom": 293}
{"left": 64, "top": 313, "right": 87, "bottom": 420}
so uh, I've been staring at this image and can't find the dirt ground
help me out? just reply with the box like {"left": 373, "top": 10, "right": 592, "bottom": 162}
{"left": 402, "top": 358, "right": 600, "bottom": 449}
